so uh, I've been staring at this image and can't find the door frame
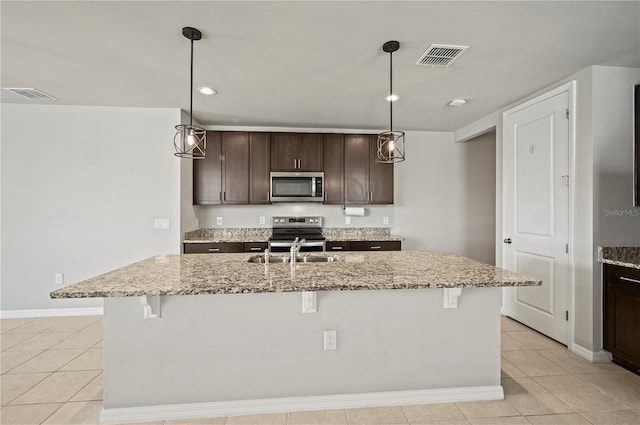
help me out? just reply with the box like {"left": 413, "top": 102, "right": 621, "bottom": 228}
{"left": 501, "top": 80, "right": 577, "bottom": 351}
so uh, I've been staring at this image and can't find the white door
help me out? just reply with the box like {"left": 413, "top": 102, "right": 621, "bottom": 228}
{"left": 502, "top": 89, "right": 570, "bottom": 345}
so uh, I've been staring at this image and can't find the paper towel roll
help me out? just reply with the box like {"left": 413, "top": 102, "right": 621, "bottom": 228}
{"left": 344, "top": 207, "right": 365, "bottom": 216}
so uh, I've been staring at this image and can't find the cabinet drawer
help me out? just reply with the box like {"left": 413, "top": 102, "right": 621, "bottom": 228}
{"left": 326, "top": 241, "right": 349, "bottom": 251}
{"left": 348, "top": 241, "right": 401, "bottom": 251}
{"left": 245, "top": 242, "right": 268, "bottom": 253}
{"left": 183, "top": 242, "right": 245, "bottom": 254}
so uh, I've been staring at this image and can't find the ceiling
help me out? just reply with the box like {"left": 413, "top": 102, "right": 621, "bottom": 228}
{"left": 2, "top": 1, "right": 639, "bottom": 131}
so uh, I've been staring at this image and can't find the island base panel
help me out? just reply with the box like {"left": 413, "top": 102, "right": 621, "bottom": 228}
{"left": 103, "top": 288, "right": 501, "bottom": 410}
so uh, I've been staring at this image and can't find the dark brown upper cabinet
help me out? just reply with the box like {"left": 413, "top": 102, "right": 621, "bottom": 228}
{"left": 323, "top": 134, "right": 344, "bottom": 204}
{"left": 344, "top": 134, "right": 393, "bottom": 205}
{"left": 193, "top": 131, "right": 222, "bottom": 205}
{"left": 249, "top": 133, "right": 271, "bottom": 204}
{"left": 221, "top": 132, "right": 250, "bottom": 204}
{"left": 271, "top": 133, "right": 323, "bottom": 171}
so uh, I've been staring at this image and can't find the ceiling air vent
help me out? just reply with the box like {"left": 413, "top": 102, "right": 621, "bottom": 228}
{"left": 2, "top": 88, "right": 58, "bottom": 101}
{"left": 415, "top": 44, "right": 469, "bottom": 68}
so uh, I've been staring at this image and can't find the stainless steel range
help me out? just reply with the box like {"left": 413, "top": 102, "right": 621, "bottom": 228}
{"left": 268, "top": 216, "right": 325, "bottom": 252}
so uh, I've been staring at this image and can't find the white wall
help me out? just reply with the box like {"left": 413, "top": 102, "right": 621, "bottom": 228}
{"left": 1, "top": 104, "right": 182, "bottom": 312}
{"left": 198, "top": 204, "right": 394, "bottom": 229}
{"left": 394, "top": 131, "right": 496, "bottom": 264}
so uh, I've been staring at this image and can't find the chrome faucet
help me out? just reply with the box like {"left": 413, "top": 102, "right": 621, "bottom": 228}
{"left": 290, "top": 237, "right": 305, "bottom": 262}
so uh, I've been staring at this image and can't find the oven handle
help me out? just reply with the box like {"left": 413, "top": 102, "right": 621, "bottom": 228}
{"left": 268, "top": 241, "right": 325, "bottom": 248}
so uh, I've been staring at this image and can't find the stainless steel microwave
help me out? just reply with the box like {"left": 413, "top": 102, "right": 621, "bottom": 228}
{"left": 270, "top": 172, "right": 324, "bottom": 202}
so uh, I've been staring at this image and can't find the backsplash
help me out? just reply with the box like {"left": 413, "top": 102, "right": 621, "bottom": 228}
{"left": 195, "top": 204, "right": 394, "bottom": 228}
{"left": 184, "top": 228, "right": 271, "bottom": 242}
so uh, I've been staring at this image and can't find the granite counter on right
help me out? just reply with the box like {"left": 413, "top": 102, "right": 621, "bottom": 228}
{"left": 599, "top": 246, "right": 640, "bottom": 375}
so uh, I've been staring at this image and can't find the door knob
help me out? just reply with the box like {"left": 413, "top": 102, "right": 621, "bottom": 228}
{"left": 503, "top": 238, "right": 512, "bottom": 244}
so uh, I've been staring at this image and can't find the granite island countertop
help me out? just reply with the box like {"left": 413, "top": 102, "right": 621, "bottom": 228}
{"left": 51, "top": 251, "right": 540, "bottom": 298}
{"left": 598, "top": 246, "right": 640, "bottom": 269}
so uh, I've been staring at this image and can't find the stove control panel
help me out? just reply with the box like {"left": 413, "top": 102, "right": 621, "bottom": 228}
{"left": 272, "top": 216, "right": 323, "bottom": 227}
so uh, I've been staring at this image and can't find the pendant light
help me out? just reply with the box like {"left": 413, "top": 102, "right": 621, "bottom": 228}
{"left": 174, "top": 27, "right": 206, "bottom": 159}
{"left": 377, "top": 40, "right": 405, "bottom": 163}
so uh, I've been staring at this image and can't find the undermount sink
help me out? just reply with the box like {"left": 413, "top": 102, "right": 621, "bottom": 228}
{"left": 247, "top": 254, "right": 338, "bottom": 264}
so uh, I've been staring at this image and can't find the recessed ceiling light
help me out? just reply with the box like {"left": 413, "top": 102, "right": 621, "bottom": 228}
{"left": 385, "top": 94, "right": 399, "bottom": 102}
{"left": 449, "top": 98, "right": 467, "bottom": 107}
{"left": 198, "top": 87, "right": 217, "bottom": 95}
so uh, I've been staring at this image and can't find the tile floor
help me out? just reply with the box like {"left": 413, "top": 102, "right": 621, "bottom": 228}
{"left": 1, "top": 315, "right": 639, "bottom": 424}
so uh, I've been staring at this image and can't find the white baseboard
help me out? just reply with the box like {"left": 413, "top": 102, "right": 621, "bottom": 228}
{"left": 0, "top": 307, "right": 103, "bottom": 319}
{"left": 571, "top": 343, "right": 613, "bottom": 363}
{"left": 100, "top": 385, "right": 504, "bottom": 424}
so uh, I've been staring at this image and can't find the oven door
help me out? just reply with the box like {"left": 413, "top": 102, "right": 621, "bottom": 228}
{"left": 270, "top": 172, "right": 324, "bottom": 202}
{"left": 268, "top": 240, "right": 326, "bottom": 253}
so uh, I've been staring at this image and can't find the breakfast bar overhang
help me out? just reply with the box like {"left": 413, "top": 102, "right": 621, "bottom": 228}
{"left": 51, "top": 251, "right": 541, "bottom": 424}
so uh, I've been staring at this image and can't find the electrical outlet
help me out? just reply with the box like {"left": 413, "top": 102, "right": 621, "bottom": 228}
{"left": 324, "top": 330, "right": 337, "bottom": 350}
{"left": 154, "top": 218, "right": 170, "bottom": 230}
{"left": 383, "top": 216, "right": 389, "bottom": 225}
{"left": 259, "top": 216, "right": 266, "bottom": 225}
{"left": 216, "top": 217, "right": 223, "bottom": 226}
{"left": 345, "top": 216, "right": 351, "bottom": 225}
{"left": 55, "top": 273, "right": 64, "bottom": 285}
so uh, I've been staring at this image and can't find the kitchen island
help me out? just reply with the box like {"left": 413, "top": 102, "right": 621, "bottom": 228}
{"left": 51, "top": 251, "right": 540, "bottom": 424}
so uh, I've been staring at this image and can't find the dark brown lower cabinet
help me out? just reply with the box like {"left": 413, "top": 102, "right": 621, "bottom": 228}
{"left": 604, "top": 264, "right": 640, "bottom": 375}
{"left": 326, "top": 240, "right": 401, "bottom": 251}
{"left": 183, "top": 242, "right": 245, "bottom": 254}
{"left": 184, "top": 242, "right": 268, "bottom": 254}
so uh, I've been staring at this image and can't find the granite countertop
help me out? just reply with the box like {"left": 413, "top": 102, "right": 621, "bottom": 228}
{"left": 183, "top": 227, "right": 403, "bottom": 243}
{"left": 599, "top": 247, "right": 640, "bottom": 269}
{"left": 51, "top": 251, "right": 540, "bottom": 298}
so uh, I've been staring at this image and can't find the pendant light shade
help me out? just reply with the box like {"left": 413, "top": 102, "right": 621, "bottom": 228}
{"left": 175, "top": 27, "right": 206, "bottom": 159}
{"left": 377, "top": 41, "right": 405, "bottom": 163}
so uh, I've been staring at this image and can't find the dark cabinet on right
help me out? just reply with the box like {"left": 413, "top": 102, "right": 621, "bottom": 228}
{"left": 604, "top": 264, "right": 640, "bottom": 374}
{"left": 344, "top": 135, "right": 393, "bottom": 204}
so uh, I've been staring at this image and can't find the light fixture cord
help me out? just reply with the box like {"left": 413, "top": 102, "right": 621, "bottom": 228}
{"left": 389, "top": 49, "right": 393, "bottom": 132}
{"left": 189, "top": 37, "right": 194, "bottom": 127}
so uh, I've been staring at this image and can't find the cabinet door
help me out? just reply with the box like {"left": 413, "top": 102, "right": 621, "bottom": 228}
{"left": 221, "top": 132, "right": 249, "bottom": 204}
{"left": 348, "top": 241, "right": 401, "bottom": 251}
{"left": 298, "top": 133, "right": 324, "bottom": 171}
{"left": 193, "top": 131, "right": 222, "bottom": 205}
{"left": 604, "top": 264, "right": 640, "bottom": 373}
{"left": 323, "top": 134, "right": 344, "bottom": 204}
{"left": 184, "top": 242, "right": 245, "bottom": 254}
{"left": 249, "top": 133, "right": 271, "bottom": 204}
{"left": 369, "top": 136, "right": 394, "bottom": 204}
{"left": 271, "top": 133, "right": 299, "bottom": 171}
{"left": 344, "top": 134, "right": 370, "bottom": 204}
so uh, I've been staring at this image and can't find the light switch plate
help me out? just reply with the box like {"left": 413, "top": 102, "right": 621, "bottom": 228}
{"left": 55, "top": 273, "right": 64, "bottom": 285}
{"left": 154, "top": 219, "right": 170, "bottom": 230}
{"left": 345, "top": 216, "right": 351, "bottom": 225}
{"left": 383, "top": 216, "right": 389, "bottom": 225}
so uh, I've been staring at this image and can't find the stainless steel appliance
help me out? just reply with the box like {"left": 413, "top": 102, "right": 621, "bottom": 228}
{"left": 268, "top": 216, "right": 325, "bottom": 252}
{"left": 270, "top": 172, "right": 324, "bottom": 202}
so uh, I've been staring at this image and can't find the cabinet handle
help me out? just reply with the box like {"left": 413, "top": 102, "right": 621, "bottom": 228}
{"left": 223, "top": 191, "right": 226, "bottom": 201}
{"left": 267, "top": 191, "right": 271, "bottom": 202}
{"left": 370, "top": 246, "right": 382, "bottom": 250}
{"left": 331, "top": 246, "right": 343, "bottom": 250}
{"left": 208, "top": 248, "right": 221, "bottom": 252}
{"left": 298, "top": 159, "right": 301, "bottom": 169}
{"left": 249, "top": 247, "right": 262, "bottom": 251}
{"left": 219, "top": 191, "right": 222, "bottom": 201}
{"left": 294, "top": 159, "right": 297, "bottom": 169}
{"left": 621, "top": 277, "right": 640, "bottom": 285}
